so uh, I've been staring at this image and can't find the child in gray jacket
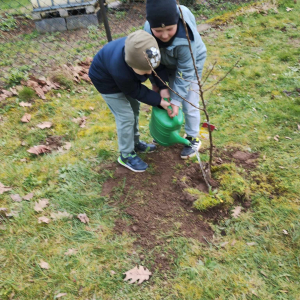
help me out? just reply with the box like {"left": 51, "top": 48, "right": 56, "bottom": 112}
{"left": 144, "top": 0, "right": 207, "bottom": 159}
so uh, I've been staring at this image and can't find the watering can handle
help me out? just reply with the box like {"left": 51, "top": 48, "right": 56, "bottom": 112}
{"left": 163, "top": 98, "right": 173, "bottom": 111}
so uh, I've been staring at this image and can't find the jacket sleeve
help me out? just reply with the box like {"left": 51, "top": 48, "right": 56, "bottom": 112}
{"left": 114, "top": 76, "right": 161, "bottom": 106}
{"left": 170, "top": 45, "right": 206, "bottom": 107}
{"left": 153, "top": 64, "right": 169, "bottom": 90}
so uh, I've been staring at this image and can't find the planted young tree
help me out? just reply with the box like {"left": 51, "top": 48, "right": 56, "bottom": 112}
{"left": 145, "top": 1, "right": 240, "bottom": 189}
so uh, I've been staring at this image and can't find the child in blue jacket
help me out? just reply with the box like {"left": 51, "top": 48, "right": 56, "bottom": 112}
{"left": 89, "top": 30, "right": 170, "bottom": 172}
{"left": 144, "top": 0, "right": 207, "bottom": 159}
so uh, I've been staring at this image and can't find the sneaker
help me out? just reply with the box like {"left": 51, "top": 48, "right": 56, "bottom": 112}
{"left": 135, "top": 141, "right": 156, "bottom": 153}
{"left": 180, "top": 137, "right": 201, "bottom": 159}
{"left": 118, "top": 151, "right": 148, "bottom": 172}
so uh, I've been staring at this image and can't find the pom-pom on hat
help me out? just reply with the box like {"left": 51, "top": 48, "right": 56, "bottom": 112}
{"left": 146, "top": 0, "right": 179, "bottom": 29}
{"left": 125, "top": 30, "right": 161, "bottom": 71}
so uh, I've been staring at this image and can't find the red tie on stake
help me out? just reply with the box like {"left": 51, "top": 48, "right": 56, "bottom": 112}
{"left": 199, "top": 123, "right": 216, "bottom": 140}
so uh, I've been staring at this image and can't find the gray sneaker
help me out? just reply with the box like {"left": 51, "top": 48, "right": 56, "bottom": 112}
{"left": 180, "top": 137, "right": 201, "bottom": 159}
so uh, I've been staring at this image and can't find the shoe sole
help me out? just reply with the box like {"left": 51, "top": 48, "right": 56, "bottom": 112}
{"left": 181, "top": 140, "right": 202, "bottom": 160}
{"left": 117, "top": 157, "right": 147, "bottom": 173}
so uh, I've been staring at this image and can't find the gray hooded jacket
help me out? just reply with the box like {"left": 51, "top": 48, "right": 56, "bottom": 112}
{"left": 144, "top": 5, "right": 207, "bottom": 106}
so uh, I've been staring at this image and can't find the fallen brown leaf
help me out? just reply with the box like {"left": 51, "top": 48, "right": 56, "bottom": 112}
{"left": 64, "top": 248, "right": 78, "bottom": 256}
{"left": 10, "top": 194, "right": 22, "bottom": 202}
{"left": 247, "top": 242, "right": 257, "bottom": 246}
{"left": 5, "top": 210, "right": 19, "bottom": 218}
{"left": 51, "top": 211, "right": 72, "bottom": 220}
{"left": 57, "top": 93, "right": 61, "bottom": 98}
{"left": 63, "top": 142, "right": 71, "bottom": 150}
{"left": 23, "top": 192, "right": 34, "bottom": 201}
{"left": 0, "top": 208, "right": 7, "bottom": 215}
{"left": 21, "top": 113, "right": 31, "bottom": 123}
{"left": 274, "top": 135, "right": 279, "bottom": 142}
{"left": 286, "top": 7, "right": 293, "bottom": 11}
{"left": 39, "top": 260, "right": 50, "bottom": 269}
{"left": 38, "top": 216, "right": 51, "bottom": 224}
{"left": 55, "top": 293, "right": 67, "bottom": 298}
{"left": 220, "top": 242, "right": 229, "bottom": 248}
{"left": 124, "top": 265, "right": 152, "bottom": 284}
{"left": 19, "top": 102, "right": 32, "bottom": 107}
{"left": 77, "top": 213, "right": 89, "bottom": 223}
{"left": 27, "top": 145, "right": 51, "bottom": 155}
{"left": 10, "top": 87, "right": 18, "bottom": 96}
{"left": 285, "top": 137, "right": 292, "bottom": 140}
{"left": 231, "top": 206, "right": 242, "bottom": 218}
{"left": 72, "top": 117, "right": 87, "bottom": 128}
{"left": 36, "top": 122, "right": 52, "bottom": 129}
{"left": 231, "top": 240, "right": 237, "bottom": 246}
{"left": 283, "top": 229, "right": 288, "bottom": 235}
{"left": 0, "top": 182, "right": 12, "bottom": 194}
{"left": 297, "top": 124, "right": 300, "bottom": 131}
{"left": 34, "top": 199, "right": 49, "bottom": 212}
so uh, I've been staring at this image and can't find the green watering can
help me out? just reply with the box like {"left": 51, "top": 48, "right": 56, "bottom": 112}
{"left": 149, "top": 99, "right": 191, "bottom": 147}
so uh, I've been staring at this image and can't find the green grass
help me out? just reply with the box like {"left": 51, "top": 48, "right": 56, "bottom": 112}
{"left": 1, "top": 0, "right": 300, "bottom": 298}
{"left": 0, "top": 0, "right": 30, "bottom": 10}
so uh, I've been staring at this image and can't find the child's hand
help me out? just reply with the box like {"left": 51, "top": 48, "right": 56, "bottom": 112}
{"left": 160, "top": 98, "right": 172, "bottom": 111}
{"left": 160, "top": 88, "right": 170, "bottom": 100}
{"left": 168, "top": 104, "right": 179, "bottom": 118}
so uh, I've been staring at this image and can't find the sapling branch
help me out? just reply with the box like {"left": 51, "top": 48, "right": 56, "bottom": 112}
{"left": 201, "top": 61, "right": 217, "bottom": 86}
{"left": 143, "top": 53, "right": 204, "bottom": 111}
{"left": 203, "top": 58, "right": 241, "bottom": 93}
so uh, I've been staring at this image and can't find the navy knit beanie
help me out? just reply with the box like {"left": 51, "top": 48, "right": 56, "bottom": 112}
{"left": 146, "top": 0, "right": 180, "bottom": 28}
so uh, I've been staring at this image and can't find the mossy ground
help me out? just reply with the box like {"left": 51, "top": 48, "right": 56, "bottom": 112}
{"left": 1, "top": 0, "right": 300, "bottom": 299}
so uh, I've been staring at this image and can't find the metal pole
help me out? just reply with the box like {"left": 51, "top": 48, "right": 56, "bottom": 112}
{"left": 99, "top": 0, "right": 112, "bottom": 42}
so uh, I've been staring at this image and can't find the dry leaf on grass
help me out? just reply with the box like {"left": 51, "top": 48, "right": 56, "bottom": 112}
{"left": 283, "top": 229, "right": 288, "bottom": 235}
{"left": 298, "top": 124, "right": 300, "bottom": 131}
{"left": 27, "top": 145, "right": 51, "bottom": 155}
{"left": 247, "top": 242, "right": 257, "bottom": 246}
{"left": 220, "top": 242, "right": 229, "bottom": 248}
{"left": 19, "top": 102, "right": 32, "bottom": 107}
{"left": 38, "top": 216, "right": 51, "bottom": 224}
{"left": 124, "top": 265, "right": 152, "bottom": 284}
{"left": 21, "top": 113, "right": 31, "bottom": 123}
{"left": 274, "top": 135, "right": 279, "bottom": 141}
{"left": 72, "top": 117, "right": 87, "bottom": 128}
{"left": 285, "top": 137, "right": 292, "bottom": 140}
{"left": 5, "top": 210, "right": 19, "bottom": 218}
{"left": 39, "top": 260, "right": 50, "bottom": 269}
{"left": 77, "top": 213, "right": 89, "bottom": 223}
{"left": 55, "top": 293, "right": 67, "bottom": 298}
{"left": 34, "top": 199, "right": 49, "bottom": 212}
{"left": 23, "top": 192, "right": 34, "bottom": 201}
{"left": 10, "top": 194, "right": 22, "bottom": 202}
{"left": 0, "top": 182, "right": 12, "bottom": 194}
{"left": 0, "top": 208, "right": 8, "bottom": 215}
{"left": 232, "top": 206, "right": 242, "bottom": 218}
{"left": 64, "top": 248, "right": 78, "bottom": 256}
{"left": 286, "top": 7, "right": 293, "bottom": 11}
{"left": 36, "top": 122, "right": 52, "bottom": 129}
{"left": 51, "top": 211, "right": 72, "bottom": 220}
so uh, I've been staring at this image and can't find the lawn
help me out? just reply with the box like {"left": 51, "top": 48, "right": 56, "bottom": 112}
{"left": 0, "top": 0, "right": 300, "bottom": 299}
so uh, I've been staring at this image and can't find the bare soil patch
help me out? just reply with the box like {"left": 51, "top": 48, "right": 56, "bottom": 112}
{"left": 99, "top": 145, "right": 258, "bottom": 270}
